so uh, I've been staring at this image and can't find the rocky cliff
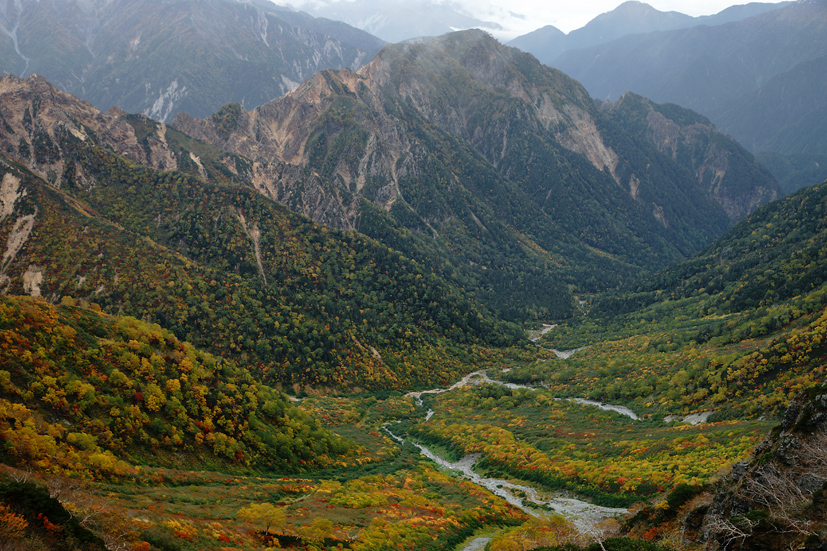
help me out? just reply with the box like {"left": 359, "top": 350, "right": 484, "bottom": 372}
{"left": 0, "top": 74, "right": 259, "bottom": 189}
{"left": 601, "top": 92, "right": 779, "bottom": 220}
{"left": 0, "top": 74, "right": 176, "bottom": 181}
{"left": 699, "top": 386, "right": 827, "bottom": 550}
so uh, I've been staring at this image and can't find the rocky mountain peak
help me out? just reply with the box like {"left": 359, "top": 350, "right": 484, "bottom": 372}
{"left": 0, "top": 74, "right": 181, "bottom": 183}
{"left": 168, "top": 29, "right": 780, "bottom": 278}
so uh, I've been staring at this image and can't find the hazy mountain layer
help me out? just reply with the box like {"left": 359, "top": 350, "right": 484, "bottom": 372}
{"left": 547, "top": 0, "right": 827, "bottom": 191}
{"left": 508, "top": 1, "right": 789, "bottom": 65}
{"left": 0, "top": 0, "right": 385, "bottom": 121}
{"left": 294, "top": 0, "right": 502, "bottom": 43}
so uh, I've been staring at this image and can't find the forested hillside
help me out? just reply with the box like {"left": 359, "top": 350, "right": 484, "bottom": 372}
{"left": 0, "top": 295, "right": 350, "bottom": 473}
{"left": 0, "top": 128, "right": 522, "bottom": 392}
{"left": 0, "top": 295, "right": 534, "bottom": 550}
{"left": 512, "top": 180, "right": 827, "bottom": 421}
{"left": 599, "top": 92, "right": 778, "bottom": 220}
{"left": 603, "top": 179, "right": 827, "bottom": 315}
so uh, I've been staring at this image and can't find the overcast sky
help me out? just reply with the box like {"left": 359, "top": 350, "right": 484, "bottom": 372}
{"left": 282, "top": 0, "right": 784, "bottom": 39}
{"left": 476, "top": 0, "right": 770, "bottom": 34}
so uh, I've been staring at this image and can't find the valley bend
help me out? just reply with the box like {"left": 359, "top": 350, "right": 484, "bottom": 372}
{"left": 0, "top": 0, "right": 824, "bottom": 550}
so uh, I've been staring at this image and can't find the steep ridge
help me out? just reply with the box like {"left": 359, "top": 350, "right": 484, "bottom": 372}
{"left": 549, "top": 0, "right": 827, "bottom": 191}
{"left": 173, "top": 31, "right": 778, "bottom": 319}
{"left": 600, "top": 92, "right": 778, "bottom": 220}
{"left": 173, "top": 55, "right": 611, "bottom": 320}
{"left": 0, "top": 81, "right": 524, "bottom": 391}
{"left": 362, "top": 32, "right": 771, "bottom": 242}
{"left": 0, "top": 74, "right": 179, "bottom": 178}
{"left": 520, "top": 180, "right": 827, "bottom": 422}
{"left": 0, "top": 0, "right": 385, "bottom": 121}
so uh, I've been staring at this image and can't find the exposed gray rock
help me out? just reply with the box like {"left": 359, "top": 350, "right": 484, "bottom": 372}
{"left": 782, "top": 402, "right": 802, "bottom": 430}
{"left": 730, "top": 461, "right": 749, "bottom": 482}
{"left": 775, "top": 434, "right": 802, "bottom": 466}
{"left": 796, "top": 474, "right": 825, "bottom": 494}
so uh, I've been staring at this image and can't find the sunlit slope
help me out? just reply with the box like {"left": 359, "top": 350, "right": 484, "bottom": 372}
{"left": 0, "top": 145, "right": 520, "bottom": 391}
{"left": 0, "top": 295, "right": 353, "bottom": 473}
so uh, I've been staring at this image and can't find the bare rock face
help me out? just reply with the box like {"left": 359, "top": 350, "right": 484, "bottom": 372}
{"left": 359, "top": 32, "right": 622, "bottom": 184}
{"left": 0, "top": 74, "right": 181, "bottom": 183}
{"left": 699, "top": 386, "right": 827, "bottom": 550}
{"left": 172, "top": 68, "right": 419, "bottom": 231}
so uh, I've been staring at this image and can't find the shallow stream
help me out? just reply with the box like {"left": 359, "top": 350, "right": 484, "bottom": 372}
{"left": 394, "top": 361, "right": 634, "bottom": 531}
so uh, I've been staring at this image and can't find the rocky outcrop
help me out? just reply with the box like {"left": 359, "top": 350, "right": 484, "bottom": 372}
{"left": 0, "top": 75, "right": 181, "bottom": 183}
{"left": 699, "top": 386, "right": 827, "bottom": 550}
{"left": 172, "top": 68, "right": 420, "bottom": 230}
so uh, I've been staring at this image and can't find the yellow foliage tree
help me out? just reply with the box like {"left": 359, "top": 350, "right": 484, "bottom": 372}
{"left": 237, "top": 502, "right": 286, "bottom": 535}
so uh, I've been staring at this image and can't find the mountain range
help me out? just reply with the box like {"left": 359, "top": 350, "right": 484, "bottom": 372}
{"left": 171, "top": 30, "right": 779, "bottom": 319}
{"left": 0, "top": 0, "right": 385, "bottom": 121}
{"left": 0, "top": 2, "right": 825, "bottom": 549}
{"left": 508, "top": 0, "right": 790, "bottom": 63}
{"left": 4, "top": 0, "right": 817, "bottom": 198}
{"left": 0, "top": 29, "right": 780, "bottom": 383}
{"left": 519, "top": 0, "right": 827, "bottom": 193}
{"left": 288, "top": 0, "right": 503, "bottom": 43}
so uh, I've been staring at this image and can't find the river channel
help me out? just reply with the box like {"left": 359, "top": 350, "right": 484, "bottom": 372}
{"left": 385, "top": 356, "right": 633, "bottom": 537}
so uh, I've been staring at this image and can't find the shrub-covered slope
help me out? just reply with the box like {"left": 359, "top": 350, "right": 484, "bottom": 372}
{"left": 507, "top": 180, "right": 827, "bottom": 420}
{"left": 609, "top": 180, "right": 827, "bottom": 314}
{"left": 0, "top": 135, "right": 521, "bottom": 392}
{"left": 0, "top": 295, "right": 354, "bottom": 473}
